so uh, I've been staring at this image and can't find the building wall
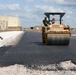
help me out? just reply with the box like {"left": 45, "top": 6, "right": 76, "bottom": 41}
{"left": 8, "top": 17, "right": 20, "bottom": 27}
{"left": 0, "top": 16, "right": 21, "bottom": 31}
{"left": 0, "top": 16, "right": 8, "bottom": 21}
{"left": 0, "top": 20, "right": 8, "bottom": 31}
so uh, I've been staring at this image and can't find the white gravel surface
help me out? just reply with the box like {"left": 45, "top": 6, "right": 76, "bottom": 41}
{"left": 0, "top": 60, "right": 76, "bottom": 75}
{"left": 0, "top": 31, "right": 24, "bottom": 47}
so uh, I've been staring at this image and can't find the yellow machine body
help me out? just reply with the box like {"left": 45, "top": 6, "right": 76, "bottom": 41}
{"left": 42, "top": 23, "right": 71, "bottom": 45}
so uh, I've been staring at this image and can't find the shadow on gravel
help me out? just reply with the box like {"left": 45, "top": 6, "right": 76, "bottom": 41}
{"left": 0, "top": 32, "right": 76, "bottom": 70}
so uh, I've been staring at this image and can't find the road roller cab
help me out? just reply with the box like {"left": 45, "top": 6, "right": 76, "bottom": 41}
{"left": 42, "top": 12, "right": 71, "bottom": 45}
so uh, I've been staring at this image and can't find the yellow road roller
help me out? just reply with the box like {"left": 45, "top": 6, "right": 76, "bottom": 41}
{"left": 42, "top": 12, "right": 71, "bottom": 45}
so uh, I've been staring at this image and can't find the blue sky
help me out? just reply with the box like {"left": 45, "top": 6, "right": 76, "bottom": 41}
{"left": 0, "top": 0, "right": 76, "bottom": 28}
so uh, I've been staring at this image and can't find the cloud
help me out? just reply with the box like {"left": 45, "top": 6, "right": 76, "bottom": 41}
{"left": 34, "top": 5, "right": 64, "bottom": 13}
{"left": 66, "top": 15, "right": 71, "bottom": 18}
{"left": 66, "top": 11, "right": 73, "bottom": 14}
{"left": 0, "top": 0, "right": 74, "bottom": 27}
{"left": 74, "top": 18, "right": 76, "bottom": 20}
{"left": 42, "top": 0, "right": 76, "bottom": 6}
{"left": 24, "top": 6, "right": 33, "bottom": 13}
{"left": 24, "top": 0, "right": 35, "bottom": 2}
{"left": 21, "top": 6, "right": 36, "bottom": 19}
{"left": 0, "top": 4, "right": 20, "bottom": 11}
{"left": 19, "top": 5, "right": 73, "bottom": 27}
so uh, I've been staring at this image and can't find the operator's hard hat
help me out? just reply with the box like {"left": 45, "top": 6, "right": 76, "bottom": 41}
{"left": 52, "top": 18, "right": 56, "bottom": 21}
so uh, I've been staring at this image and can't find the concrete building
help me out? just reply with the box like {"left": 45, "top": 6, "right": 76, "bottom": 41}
{"left": 0, "top": 16, "right": 22, "bottom": 31}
